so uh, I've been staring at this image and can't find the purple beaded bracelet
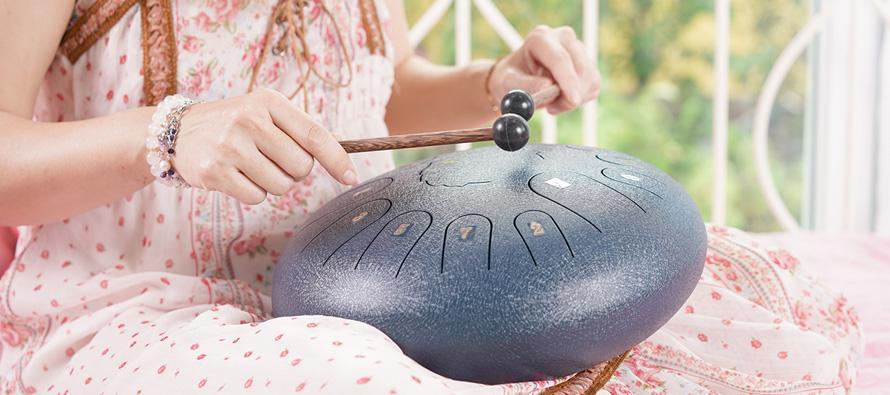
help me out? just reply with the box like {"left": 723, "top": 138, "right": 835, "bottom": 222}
{"left": 146, "top": 95, "right": 199, "bottom": 188}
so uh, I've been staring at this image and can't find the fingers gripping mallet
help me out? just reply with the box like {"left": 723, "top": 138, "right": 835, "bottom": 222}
{"left": 338, "top": 85, "right": 561, "bottom": 153}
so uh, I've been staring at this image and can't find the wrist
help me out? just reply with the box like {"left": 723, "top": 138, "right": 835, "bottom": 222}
{"left": 119, "top": 106, "right": 159, "bottom": 185}
{"left": 483, "top": 57, "right": 505, "bottom": 112}
{"left": 465, "top": 59, "right": 500, "bottom": 118}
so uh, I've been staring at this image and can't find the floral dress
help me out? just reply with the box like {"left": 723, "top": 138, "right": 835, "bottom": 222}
{"left": 0, "top": 0, "right": 861, "bottom": 394}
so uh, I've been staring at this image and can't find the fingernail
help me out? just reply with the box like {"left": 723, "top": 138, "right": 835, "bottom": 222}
{"left": 343, "top": 169, "right": 357, "bottom": 185}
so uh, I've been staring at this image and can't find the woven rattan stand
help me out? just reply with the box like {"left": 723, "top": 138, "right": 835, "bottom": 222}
{"left": 542, "top": 350, "right": 631, "bottom": 394}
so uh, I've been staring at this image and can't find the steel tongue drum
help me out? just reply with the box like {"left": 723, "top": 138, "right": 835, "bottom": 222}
{"left": 272, "top": 144, "right": 707, "bottom": 384}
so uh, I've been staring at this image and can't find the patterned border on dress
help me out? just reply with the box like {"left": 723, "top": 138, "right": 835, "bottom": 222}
{"left": 139, "top": 0, "right": 178, "bottom": 105}
{"left": 59, "top": 0, "right": 178, "bottom": 105}
{"left": 359, "top": 0, "right": 386, "bottom": 57}
{"left": 60, "top": 0, "right": 139, "bottom": 63}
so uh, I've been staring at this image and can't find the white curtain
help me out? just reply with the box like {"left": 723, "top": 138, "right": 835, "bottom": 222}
{"left": 805, "top": 0, "right": 886, "bottom": 233}
{"left": 877, "top": 20, "right": 890, "bottom": 235}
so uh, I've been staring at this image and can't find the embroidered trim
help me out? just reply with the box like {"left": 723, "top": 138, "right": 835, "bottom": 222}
{"left": 359, "top": 0, "right": 386, "bottom": 56}
{"left": 59, "top": 0, "right": 139, "bottom": 63}
{"left": 635, "top": 342, "right": 841, "bottom": 393}
{"left": 59, "top": 0, "right": 178, "bottom": 105}
{"left": 139, "top": 0, "right": 178, "bottom": 105}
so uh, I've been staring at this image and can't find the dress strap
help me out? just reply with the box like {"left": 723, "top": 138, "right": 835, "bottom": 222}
{"left": 59, "top": 0, "right": 386, "bottom": 106}
{"left": 138, "top": 0, "right": 178, "bottom": 105}
{"left": 59, "top": 0, "right": 177, "bottom": 105}
{"left": 358, "top": 0, "right": 386, "bottom": 57}
{"left": 59, "top": 0, "right": 139, "bottom": 63}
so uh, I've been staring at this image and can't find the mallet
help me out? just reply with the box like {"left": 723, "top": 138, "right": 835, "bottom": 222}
{"left": 339, "top": 85, "right": 562, "bottom": 153}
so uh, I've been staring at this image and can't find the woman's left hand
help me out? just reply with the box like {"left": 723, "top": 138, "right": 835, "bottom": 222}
{"left": 488, "top": 25, "right": 601, "bottom": 115}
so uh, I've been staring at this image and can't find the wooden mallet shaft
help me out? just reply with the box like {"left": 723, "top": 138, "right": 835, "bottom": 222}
{"left": 529, "top": 84, "right": 562, "bottom": 107}
{"left": 339, "top": 85, "right": 561, "bottom": 153}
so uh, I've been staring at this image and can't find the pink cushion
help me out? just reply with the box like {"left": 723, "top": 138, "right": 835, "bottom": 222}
{"left": 755, "top": 232, "right": 890, "bottom": 391}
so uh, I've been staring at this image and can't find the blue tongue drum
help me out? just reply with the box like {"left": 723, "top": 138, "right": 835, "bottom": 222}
{"left": 272, "top": 143, "right": 706, "bottom": 384}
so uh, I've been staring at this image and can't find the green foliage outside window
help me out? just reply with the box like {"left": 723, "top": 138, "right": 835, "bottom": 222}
{"left": 400, "top": 0, "right": 808, "bottom": 232}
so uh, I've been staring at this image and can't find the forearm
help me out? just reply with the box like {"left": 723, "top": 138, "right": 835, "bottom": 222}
{"left": 0, "top": 108, "right": 154, "bottom": 226}
{"left": 385, "top": 56, "right": 498, "bottom": 134}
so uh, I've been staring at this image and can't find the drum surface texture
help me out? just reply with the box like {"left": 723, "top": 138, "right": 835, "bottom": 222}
{"left": 273, "top": 144, "right": 706, "bottom": 384}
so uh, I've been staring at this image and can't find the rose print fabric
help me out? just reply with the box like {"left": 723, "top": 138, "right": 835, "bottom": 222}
{"left": 2, "top": 0, "right": 861, "bottom": 393}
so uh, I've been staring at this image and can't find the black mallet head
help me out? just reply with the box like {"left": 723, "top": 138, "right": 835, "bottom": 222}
{"left": 500, "top": 89, "right": 535, "bottom": 121}
{"left": 492, "top": 113, "right": 530, "bottom": 152}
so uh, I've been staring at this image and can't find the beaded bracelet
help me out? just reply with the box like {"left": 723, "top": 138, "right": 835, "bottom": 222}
{"left": 146, "top": 94, "right": 199, "bottom": 188}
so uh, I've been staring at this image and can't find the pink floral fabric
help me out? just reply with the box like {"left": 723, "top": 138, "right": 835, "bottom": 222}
{"left": 1, "top": 1, "right": 862, "bottom": 394}
{"left": 599, "top": 226, "right": 862, "bottom": 394}
{"left": 754, "top": 232, "right": 889, "bottom": 393}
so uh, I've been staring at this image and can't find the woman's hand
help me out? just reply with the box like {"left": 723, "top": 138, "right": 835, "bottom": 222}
{"left": 174, "top": 88, "right": 357, "bottom": 205}
{"left": 488, "top": 25, "right": 601, "bottom": 115}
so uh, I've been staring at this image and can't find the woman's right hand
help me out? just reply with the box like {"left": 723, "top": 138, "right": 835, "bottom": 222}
{"left": 173, "top": 88, "right": 358, "bottom": 205}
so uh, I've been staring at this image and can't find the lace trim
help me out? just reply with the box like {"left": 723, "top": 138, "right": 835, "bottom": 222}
{"left": 359, "top": 0, "right": 386, "bottom": 56}
{"left": 59, "top": 0, "right": 139, "bottom": 63}
{"left": 59, "top": 0, "right": 177, "bottom": 105}
{"left": 139, "top": 0, "right": 178, "bottom": 105}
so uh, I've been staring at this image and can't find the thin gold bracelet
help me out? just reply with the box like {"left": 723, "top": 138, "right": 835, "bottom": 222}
{"left": 483, "top": 57, "right": 504, "bottom": 113}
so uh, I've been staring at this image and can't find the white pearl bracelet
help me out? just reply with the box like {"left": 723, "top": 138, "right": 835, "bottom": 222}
{"left": 146, "top": 94, "right": 199, "bottom": 188}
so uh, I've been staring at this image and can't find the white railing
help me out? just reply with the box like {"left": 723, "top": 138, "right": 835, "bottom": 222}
{"left": 711, "top": 0, "right": 729, "bottom": 226}
{"left": 409, "top": 0, "right": 589, "bottom": 150}
{"left": 408, "top": 0, "right": 889, "bottom": 232}
{"left": 582, "top": 0, "right": 599, "bottom": 147}
{"left": 752, "top": 13, "right": 827, "bottom": 231}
